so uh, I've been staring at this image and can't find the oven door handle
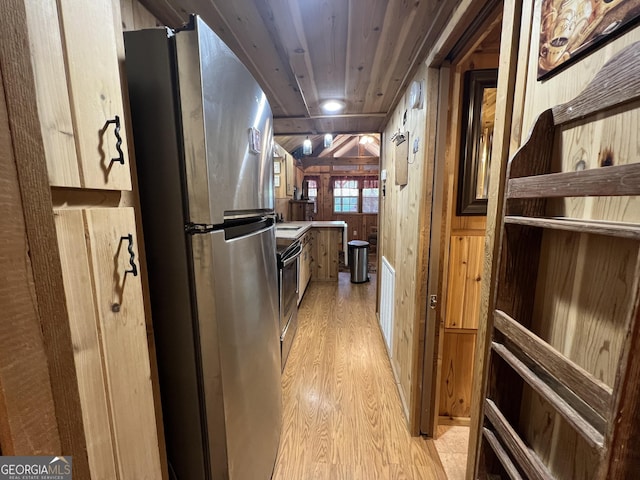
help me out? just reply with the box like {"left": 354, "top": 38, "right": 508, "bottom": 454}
{"left": 282, "top": 243, "right": 303, "bottom": 267}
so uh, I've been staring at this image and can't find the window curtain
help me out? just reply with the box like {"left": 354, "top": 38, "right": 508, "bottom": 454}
{"left": 329, "top": 175, "right": 379, "bottom": 190}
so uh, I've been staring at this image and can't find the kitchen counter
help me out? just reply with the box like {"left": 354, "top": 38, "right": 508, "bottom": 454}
{"left": 276, "top": 221, "right": 348, "bottom": 265}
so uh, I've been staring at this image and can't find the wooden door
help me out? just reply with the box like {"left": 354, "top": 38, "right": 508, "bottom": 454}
{"left": 55, "top": 207, "right": 162, "bottom": 479}
{"left": 57, "top": 0, "right": 132, "bottom": 190}
{"left": 419, "top": 66, "right": 449, "bottom": 436}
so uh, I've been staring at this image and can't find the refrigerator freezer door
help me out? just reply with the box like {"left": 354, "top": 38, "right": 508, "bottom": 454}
{"left": 176, "top": 17, "right": 274, "bottom": 225}
{"left": 190, "top": 225, "right": 282, "bottom": 480}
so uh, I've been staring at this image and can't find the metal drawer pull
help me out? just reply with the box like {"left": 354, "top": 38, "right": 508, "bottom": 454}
{"left": 105, "top": 115, "right": 125, "bottom": 166}
{"left": 121, "top": 233, "right": 138, "bottom": 277}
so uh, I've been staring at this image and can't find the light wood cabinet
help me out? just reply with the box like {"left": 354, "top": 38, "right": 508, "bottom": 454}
{"left": 35, "top": 0, "right": 132, "bottom": 190}
{"left": 17, "top": 0, "right": 165, "bottom": 476}
{"left": 285, "top": 150, "right": 295, "bottom": 197}
{"left": 55, "top": 207, "right": 162, "bottom": 479}
{"left": 312, "top": 228, "right": 341, "bottom": 282}
{"left": 298, "top": 230, "right": 314, "bottom": 304}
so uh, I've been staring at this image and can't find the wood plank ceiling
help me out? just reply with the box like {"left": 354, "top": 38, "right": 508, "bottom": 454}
{"left": 138, "top": 0, "right": 457, "bottom": 136}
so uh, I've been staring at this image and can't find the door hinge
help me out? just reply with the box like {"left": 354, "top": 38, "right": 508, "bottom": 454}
{"left": 429, "top": 294, "right": 437, "bottom": 310}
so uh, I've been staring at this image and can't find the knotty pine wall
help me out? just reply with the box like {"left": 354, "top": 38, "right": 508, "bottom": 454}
{"left": 469, "top": 5, "right": 640, "bottom": 479}
{"left": 516, "top": 14, "right": 640, "bottom": 480}
{"left": 438, "top": 50, "right": 497, "bottom": 420}
{"left": 379, "top": 62, "right": 436, "bottom": 425}
{"left": 304, "top": 167, "right": 378, "bottom": 242}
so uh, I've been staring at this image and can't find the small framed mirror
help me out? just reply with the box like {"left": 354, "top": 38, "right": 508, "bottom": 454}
{"left": 457, "top": 69, "right": 498, "bottom": 216}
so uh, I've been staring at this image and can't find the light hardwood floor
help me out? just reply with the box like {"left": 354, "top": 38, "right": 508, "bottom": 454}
{"left": 273, "top": 273, "right": 447, "bottom": 480}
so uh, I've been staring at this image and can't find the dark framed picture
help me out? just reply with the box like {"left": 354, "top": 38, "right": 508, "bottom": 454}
{"left": 457, "top": 69, "right": 498, "bottom": 216}
{"left": 538, "top": 0, "right": 640, "bottom": 79}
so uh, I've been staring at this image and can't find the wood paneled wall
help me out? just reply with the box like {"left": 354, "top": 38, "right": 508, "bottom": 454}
{"left": 514, "top": 18, "right": 640, "bottom": 480}
{"left": 296, "top": 168, "right": 379, "bottom": 242}
{"left": 379, "top": 62, "right": 435, "bottom": 425}
{"left": 469, "top": 4, "right": 640, "bottom": 478}
{"left": 437, "top": 50, "right": 498, "bottom": 420}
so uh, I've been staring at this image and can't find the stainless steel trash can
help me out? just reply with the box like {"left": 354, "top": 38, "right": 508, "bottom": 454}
{"left": 348, "top": 240, "right": 369, "bottom": 283}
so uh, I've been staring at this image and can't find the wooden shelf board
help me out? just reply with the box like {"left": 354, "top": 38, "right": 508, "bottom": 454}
{"left": 483, "top": 427, "right": 524, "bottom": 480}
{"left": 492, "top": 341, "right": 605, "bottom": 451}
{"left": 504, "top": 216, "right": 640, "bottom": 240}
{"left": 507, "top": 163, "right": 640, "bottom": 199}
{"left": 484, "top": 399, "right": 554, "bottom": 480}
{"left": 494, "top": 310, "right": 612, "bottom": 418}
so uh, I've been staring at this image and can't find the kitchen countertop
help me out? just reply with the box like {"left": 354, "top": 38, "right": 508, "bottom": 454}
{"left": 276, "top": 221, "right": 349, "bottom": 265}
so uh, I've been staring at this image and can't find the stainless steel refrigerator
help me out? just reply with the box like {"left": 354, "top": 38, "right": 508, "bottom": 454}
{"left": 124, "top": 15, "right": 281, "bottom": 480}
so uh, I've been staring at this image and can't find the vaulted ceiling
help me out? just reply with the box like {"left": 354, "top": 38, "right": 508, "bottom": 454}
{"left": 139, "top": 0, "right": 458, "bottom": 136}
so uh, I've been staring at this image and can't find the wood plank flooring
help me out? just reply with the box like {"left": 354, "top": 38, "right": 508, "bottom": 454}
{"left": 273, "top": 273, "right": 447, "bottom": 480}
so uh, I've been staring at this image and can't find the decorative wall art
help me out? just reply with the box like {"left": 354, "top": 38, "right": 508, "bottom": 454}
{"left": 538, "top": 0, "right": 640, "bottom": 79}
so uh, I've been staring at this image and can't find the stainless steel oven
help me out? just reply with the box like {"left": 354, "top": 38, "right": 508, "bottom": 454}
{"left": 276, "top": 238, "right": 302, "bottom": 370}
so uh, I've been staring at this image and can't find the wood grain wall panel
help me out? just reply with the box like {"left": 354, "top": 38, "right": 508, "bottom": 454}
{"left": 445, "top": 235, "right": 484, "bottom": 329}
{"left": 439, "top": 331, "right": 476, "bottom": 418}
{"left": 546, "top": 105, "right": 640, "bottom": 224}
{"left": 0, "top": 63, "right": 61, "bottom": 456}
{"left": 532, "top": 231, "right": 637, "bottom": 387}
{"left": 379, "top": 62, "right": 432, "bottom": 422}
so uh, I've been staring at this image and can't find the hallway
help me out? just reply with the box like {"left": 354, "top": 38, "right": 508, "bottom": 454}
{"left": 273, "top": 273, "right": 447, "bottom": 479}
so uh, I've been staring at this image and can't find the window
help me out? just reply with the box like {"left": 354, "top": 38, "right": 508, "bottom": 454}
{"left": 362, "top": 179, "right": 379, "bottom": 213}
{"left": 307, "top": 179, "right": 318, "bottom": 203}
{"left": 334, "top": 179, "right": 359, "bottom": 213}
{"left": 333, "top": 177, "right": 379, "bottom": 214}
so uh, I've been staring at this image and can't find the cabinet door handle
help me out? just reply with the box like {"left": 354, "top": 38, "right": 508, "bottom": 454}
{"left": 105, "top": 115, "right": 125, "bottom": 166}
{"left": 121, "top": 233, "right": 138, "bottom": 277}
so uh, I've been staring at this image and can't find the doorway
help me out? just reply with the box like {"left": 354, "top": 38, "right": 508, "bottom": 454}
{"left": 419, "top": 3, "right": 503, "bottom": 444}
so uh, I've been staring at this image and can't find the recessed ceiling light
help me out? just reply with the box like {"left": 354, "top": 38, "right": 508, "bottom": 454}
{"left": 321, "top": 100, "right": 345, "bottom": 113}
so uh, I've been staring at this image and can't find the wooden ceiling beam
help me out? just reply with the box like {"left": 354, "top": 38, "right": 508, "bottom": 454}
{"left": 301, "top": 156, "right": 379, "bottom": 168}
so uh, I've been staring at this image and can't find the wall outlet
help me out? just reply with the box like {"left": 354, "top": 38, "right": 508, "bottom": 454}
{"left": 353, "top": 230, "right": 357, "bottom": 236}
